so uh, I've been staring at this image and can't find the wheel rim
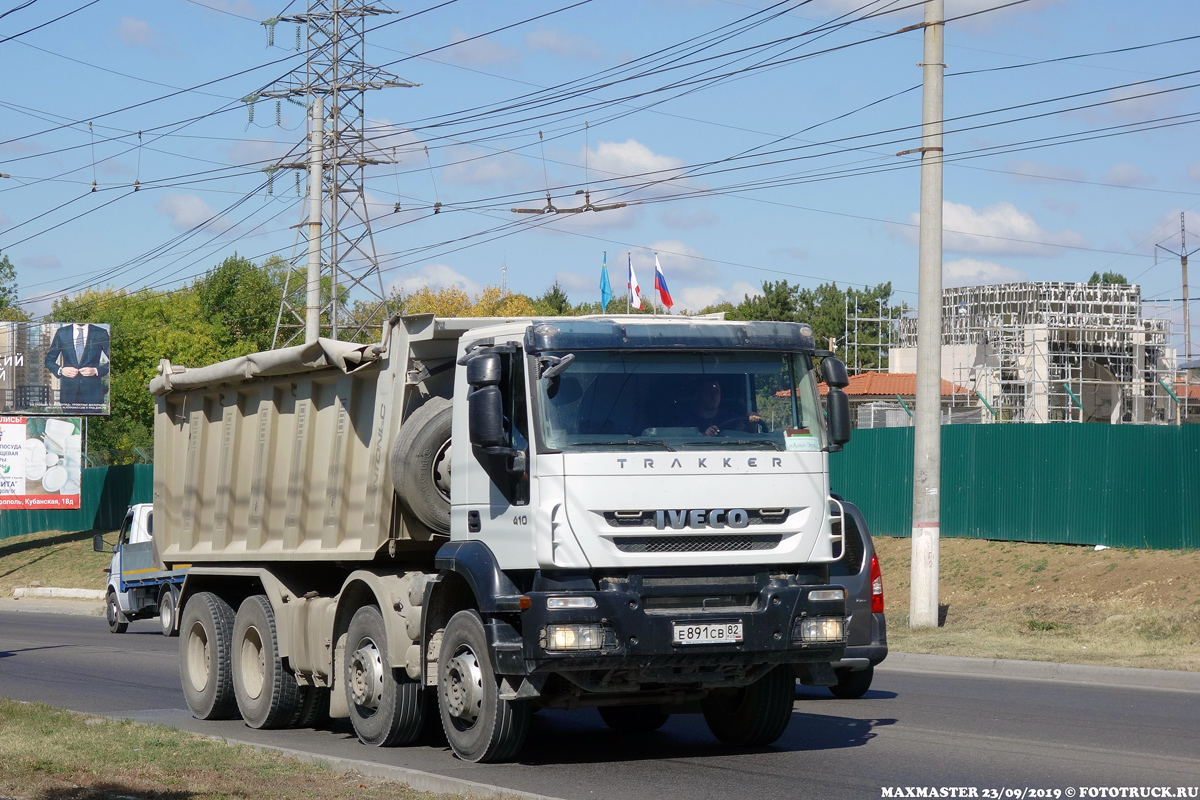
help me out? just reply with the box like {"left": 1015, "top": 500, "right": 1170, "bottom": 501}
{"left": 348, "top": 637, "right": 385, "bottom": 712}
{"left": 431, "top": 440, "right": 452, "bottom": 503}
{"left": 161, "top": 596, "right": 173, "bottom": 631}
{"left": 186, "top": 621, "right": 210, "bottom": 693}
{"left": 239, "top": 625, "right": 266, "bottom": 700}
{"left": 106, "top": 596, "right": 118, "bottom": 626}
{"left": 442, "top": 642, "right": 484, "bottom": 730}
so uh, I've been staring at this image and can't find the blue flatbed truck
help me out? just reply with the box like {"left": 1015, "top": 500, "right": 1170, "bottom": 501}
{"left": 94, "top": 503, "right": 188, "bottom": 636}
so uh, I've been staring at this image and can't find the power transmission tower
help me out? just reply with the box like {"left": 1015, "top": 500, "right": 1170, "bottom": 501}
{"left": 1156, "top": 213, "right": 1198, "bottom": 364}
{"left": 267, "top": 2, "right": 416, "bottom": 346}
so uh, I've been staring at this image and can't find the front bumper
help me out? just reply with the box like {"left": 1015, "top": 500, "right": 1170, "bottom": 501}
{"left": 501, "top": 573, "right": 847, "bottom": 676}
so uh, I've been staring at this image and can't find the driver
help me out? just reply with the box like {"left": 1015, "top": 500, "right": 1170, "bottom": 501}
{"left": 688, "top": 379, "right": 762, "bottom": 437}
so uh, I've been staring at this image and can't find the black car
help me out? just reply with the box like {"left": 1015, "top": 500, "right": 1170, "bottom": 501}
{"left": 827, "top": 497, "right": 887, "bottom": 698}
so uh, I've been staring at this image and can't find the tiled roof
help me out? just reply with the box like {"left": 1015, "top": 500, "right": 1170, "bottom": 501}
{"left": 778, "top": 372, "right": 968, "bottom": 398}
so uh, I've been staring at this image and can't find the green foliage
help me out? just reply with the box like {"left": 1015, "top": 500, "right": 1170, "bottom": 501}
{"left": 532, "top": 281, "right": 572, "bottom": 315}
{"left": 0, "top": 253, "right": 17, "bottom": 311}
{"left": 195, "top": 254, "right": 287, "bottom": 354}
{"left": 1088, "top": 271, "right": 1128, "bottom": 285}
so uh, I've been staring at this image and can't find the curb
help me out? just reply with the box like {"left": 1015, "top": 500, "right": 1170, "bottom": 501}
{"left": 879, "top": 651, "right": 1200, "bottom": 693}
{"left": 14, "top": 587, "right": 105, "bottom": 600}
{"left": 0, "top": 597, "right": 104, "bottom": 616}
{"left": 177, "top": 734, "right": 561, "bottom": 800}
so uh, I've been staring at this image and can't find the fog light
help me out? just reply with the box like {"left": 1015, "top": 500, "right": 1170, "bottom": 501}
{"left": 794, "top": 616, "right": 844, "bottom": 643}
{"left": 545, "top": 624, "right": 602, "bottom": 651}
{"left": 546, "top": 596, "right": 598, "bottom": 610}
{"left": 808, "top": 588, "right": 844, "bottom": 602}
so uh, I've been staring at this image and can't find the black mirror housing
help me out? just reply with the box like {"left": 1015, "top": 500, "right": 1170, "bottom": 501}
{"left": 821, "top": 356, "right": 850, "bottom": 389}
{"left": 466, "top": 353, "right": 502, "bottom": 387}
{"left": 92, "top": 534, "right": 106, "bottom": 553}
{"left": 827, "top": 387, "right": 852, "bottom": 450}
{"left": 468, "top": 385, "right": 507, "bottom": 448}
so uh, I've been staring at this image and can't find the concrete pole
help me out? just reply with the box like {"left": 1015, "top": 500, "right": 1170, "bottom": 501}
{"left": 910, "top": 0, "right": 944, "bottom": 629}
{"left": 305, "top": 94, "right": 324, "bottom": 345}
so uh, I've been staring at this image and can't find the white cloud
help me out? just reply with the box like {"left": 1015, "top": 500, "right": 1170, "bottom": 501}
{"left": 1004, "top": 159, "right": 1087, "bottom": 184}
{"left": 675, "top": 281, "right": 760, "bottom": 313}
{"left": 441, "top": 147, "right": 535, "bottom": 187}
{"left": 388, "top": 263, "right": 483, "bottom": 297}
{"left": 116, "top": 17, "right": 159, "bottom": 49}
{"left": 524, "top": 28, "right": 604, "bottom": 61}
{"left": 904, "top": 201, "right": 1087, "bottom": 257}
{"left": 1103, "top": 163, "right": 1155, "bottom": 186}
{"left": 553, "top": 271, "right": 598, "bottom": 294}
{"left": 659, "top": 208, "right": 718, "bottom": 230}
{"left": 634, "top": 240, "right": 719, "bottom": 282}
{"left": 445, "top": 27, "right": 521, "bottom": 65}
{"left": 943, "top": 259, "right": 1027, "bottom": 288}
{"left": 21, "top": 254, "right": 61, "bottom": 271}
{"left": 156, "top": 193, "right": 234, "bottom": 234}
{"left": 586, "top": 139, "right": 684, "bottom": 182}
{"left": 1084, "top": 83, "right": 1177, "bottom": 124}
{"left": 1144, "top": 210, "right": 1200, "bottom": 248}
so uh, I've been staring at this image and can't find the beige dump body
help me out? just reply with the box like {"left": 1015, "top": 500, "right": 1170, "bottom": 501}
{"left": 150, "top": 315, "right": 506, "bottom": 564}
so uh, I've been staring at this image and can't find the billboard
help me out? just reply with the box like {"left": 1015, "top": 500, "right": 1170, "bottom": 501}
{"left": 0, "top": 417, "right": 83, "bottom": 509}
{"left": 0, "top": 321, "right": 110, "bottom": 416}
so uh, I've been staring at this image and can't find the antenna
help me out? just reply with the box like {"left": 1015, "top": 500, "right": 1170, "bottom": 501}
{"left": 1156, "top": 212, "right": 1199, "bottom": 361}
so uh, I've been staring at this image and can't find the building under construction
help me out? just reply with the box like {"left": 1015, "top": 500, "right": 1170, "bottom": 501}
{"left": 845, "top": 281, "right": 1184, "bottom": 424}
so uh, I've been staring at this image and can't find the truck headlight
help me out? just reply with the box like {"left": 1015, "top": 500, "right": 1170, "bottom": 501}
{"left": 793, "top": 616, "right": 844, "bottom": 643}
{"left": 543, "top": 624, "right": 602, "bottom": 651}
{"left": 546, "top": 596, "right": 597, "bottom": 609}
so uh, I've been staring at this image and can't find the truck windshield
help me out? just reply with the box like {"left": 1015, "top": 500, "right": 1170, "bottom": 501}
{"left": 535, "top": 351, "right": 825, "bottom": 453}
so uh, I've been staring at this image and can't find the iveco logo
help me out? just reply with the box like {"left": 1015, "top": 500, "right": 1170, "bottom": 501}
{"left": 655, "top": 509, "right": 750, "bottom": 530}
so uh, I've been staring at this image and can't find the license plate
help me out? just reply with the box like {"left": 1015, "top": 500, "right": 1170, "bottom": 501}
{"left": 672, "top": 622, "right": 743, "bottom": 645}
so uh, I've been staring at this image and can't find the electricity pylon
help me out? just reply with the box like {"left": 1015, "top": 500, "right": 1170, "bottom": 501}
{"left": 266, "top": 2, "right": 416, "bottom": 346}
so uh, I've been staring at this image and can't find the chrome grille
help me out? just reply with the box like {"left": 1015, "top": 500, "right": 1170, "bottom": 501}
{"left": 611, "top": 534, "right": 782, "bottom": 553}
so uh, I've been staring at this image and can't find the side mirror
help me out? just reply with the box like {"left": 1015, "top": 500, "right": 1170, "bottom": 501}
{"left": 466, "top": 353, "right": 501, "bottom": 388}
{"left": 826, "top": 388, "right": 851, "bottom": 451}
{"left": 821, "top": 356, "right": 849, "bottom": 389}
{"left": 468, "top": 385, "right": 507, "bottom": 449}
{"left": 93, "top": 534, "right": 106, "bottom": 553}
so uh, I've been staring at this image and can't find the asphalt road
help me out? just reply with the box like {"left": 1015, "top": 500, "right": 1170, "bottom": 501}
{"left": 3, "top": 610, "right": 1199, "bottom": 800}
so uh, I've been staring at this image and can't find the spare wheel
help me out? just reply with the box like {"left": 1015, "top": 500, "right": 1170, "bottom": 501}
{"left": 391, "top": 396, "right": 453, "bottom": 534}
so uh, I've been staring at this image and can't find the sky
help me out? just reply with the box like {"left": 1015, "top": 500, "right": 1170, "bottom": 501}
{"left": 2, "top": 0, "right": 1199, "bottom": 351}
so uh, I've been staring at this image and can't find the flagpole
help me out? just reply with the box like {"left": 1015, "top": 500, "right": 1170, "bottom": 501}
{"left": 626, "top": 251, "right": 630, "bottom": 314}
{"left": 652, "top": 251, "right": 658, "bottom": 315}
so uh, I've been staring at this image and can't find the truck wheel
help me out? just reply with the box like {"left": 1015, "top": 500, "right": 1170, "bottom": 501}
{"left": 702, "top": 666, "right": 795, "bottom": 747}
{"left": 437, "top": 609, "right": 530, "bottom": 763}
{"left": 345, "top": 605, "right": 426, "bottom": 746}
{"left": 391, "top": 397, "right": 452, "bottom": 534}
{"left": 158, "top": 585, "right": 179, "bottom": 637}
{"left": 106, "top": 590, "right": 128, "bottom": 634}
{"left": 599, "top": 705, "right": 670, "bottom": 734}
{"left": 179, "top": 591, "right": 239, "bottom": 720}
{"left": 829, "top": 665, "right": 874, "bottom": 699}
{"left": 232, "top": 595, "right": 304, "bottom": 729}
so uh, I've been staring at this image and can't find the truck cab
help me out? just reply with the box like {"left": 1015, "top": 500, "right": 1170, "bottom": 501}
{"left": 95, "top": 502, "right": 186, "bottom": 636}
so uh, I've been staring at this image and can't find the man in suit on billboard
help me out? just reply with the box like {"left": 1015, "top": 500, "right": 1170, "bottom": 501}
{"left": 44, "top": 322, "right": 110, "bottom": 414}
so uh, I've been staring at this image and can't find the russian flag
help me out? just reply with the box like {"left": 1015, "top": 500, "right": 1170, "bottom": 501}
{"left": 654, "top": 255, "right": 674, "bottom": 309}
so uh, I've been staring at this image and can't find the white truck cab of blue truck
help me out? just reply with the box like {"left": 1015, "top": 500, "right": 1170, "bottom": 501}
{"left": 150, "top": 314, "right": 856, "bottom": 762}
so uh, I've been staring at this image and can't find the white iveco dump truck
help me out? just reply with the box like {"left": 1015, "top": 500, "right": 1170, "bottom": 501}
{"left": 151, "top": 314, "right": 855, "bottom": 763}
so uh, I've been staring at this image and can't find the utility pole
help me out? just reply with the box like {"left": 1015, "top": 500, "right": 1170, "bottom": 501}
{"left": 909, "top": 0, "right": 944, "bottom": 629}
{"left": 1156, "top": 213, "right": 1197, "bottom": 364}
{"left": 267, "top": 2, "right": 417, "bottom": 347}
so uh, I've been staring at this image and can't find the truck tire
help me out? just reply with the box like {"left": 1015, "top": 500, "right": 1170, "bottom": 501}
{"left": 106, "top": 590, "right": 128, "bottom": 634}
{"left": 158, "top": 585, "right": 179, "bottom": 637}
{"left": 345, "top": 605, "right": 426, "bottom": 746}
{"left": 232, "top": 595, "right": 304, "bottom": 729}
{"left": 179, "top": 591, "right": 239, "bottom": 720}
{"left": 599, "top": 704, "right": 670, "bottom": 734}
{"left": 829, "top": 665, "right": 874, "bottom": 699}
{"left": 437, "top": 609, "right": 530, "bottom": 763}
{"left": 701, "top": 666, "right": 795, "bottom": 747}
{"left": 391, "top": 397, "right": 452, "bottom": 534}
{"left": 296, "top": 686, "right": 331, "bottom": 728}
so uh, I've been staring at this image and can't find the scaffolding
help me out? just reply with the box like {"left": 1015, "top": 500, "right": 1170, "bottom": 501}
{"left": 847, "top": 282, "right": 1181, "bottom": 424}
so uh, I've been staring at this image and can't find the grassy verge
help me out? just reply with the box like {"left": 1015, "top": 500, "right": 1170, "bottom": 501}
{"left": 875, "top": 535, "right": 1200, "bottom": 671}
{"left": 0, "top": 699, "right": 458, "bottom": 800}
{"left": 0, "top": 529, "right": 113, "bottom": 598}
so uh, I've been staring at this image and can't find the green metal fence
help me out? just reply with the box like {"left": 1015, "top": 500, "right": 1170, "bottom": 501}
{"left": 830, "top": 425, "right": 1200, "bottom": 550}
{"left": 0, "top": 465, "right": 153, "bottom": 540}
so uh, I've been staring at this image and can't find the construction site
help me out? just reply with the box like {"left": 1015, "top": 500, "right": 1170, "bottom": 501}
{"left": 843, "top": 281, "right": 1193, "bottom": 427}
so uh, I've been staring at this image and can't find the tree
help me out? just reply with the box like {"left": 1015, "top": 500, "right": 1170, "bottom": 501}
{"left": 532, "top": 281, "right": 572, "bottom": 316}
{"left": 1088, "top": 271, "right": 1128, "bottom": 285}
{"left": 0, "top": 252, "right": 19, "bottom": 315}
{"left": 195, "top": 254, "right": 287, "bottom": 355}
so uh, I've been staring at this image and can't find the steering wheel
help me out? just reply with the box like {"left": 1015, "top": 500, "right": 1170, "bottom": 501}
{"left": 715, "top": 415, "right": 766, "bottom": 435}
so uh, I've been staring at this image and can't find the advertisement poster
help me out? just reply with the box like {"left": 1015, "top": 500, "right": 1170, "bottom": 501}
{"left": 0, "top": 417, "right": 83, "bottom": 509}
{"left": 0, "top": 321, "right": 111, "bottom": 416}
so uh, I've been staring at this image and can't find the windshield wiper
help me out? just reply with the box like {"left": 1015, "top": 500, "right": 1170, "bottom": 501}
{"left": 575, "top": 439, "right": 677, "bottom": 451}
{"left": 679, "top": 439, "right": 782, "bottom": 450}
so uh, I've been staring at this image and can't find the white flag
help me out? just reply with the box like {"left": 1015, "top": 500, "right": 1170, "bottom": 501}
{"left": 627, "top": 253, "right": 641, "bottom": 310}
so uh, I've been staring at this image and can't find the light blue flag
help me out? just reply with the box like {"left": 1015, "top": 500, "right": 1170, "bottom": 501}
{"left": 599, "top": 251, "right": 613, "bottom": 310}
